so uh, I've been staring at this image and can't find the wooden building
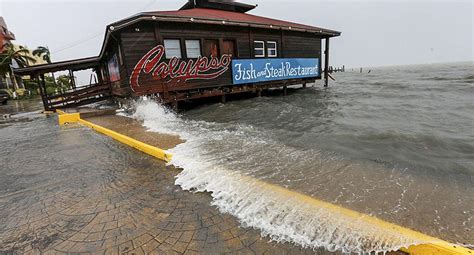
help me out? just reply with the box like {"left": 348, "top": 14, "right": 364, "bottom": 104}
{"left": 14, "top": 0, "right": 341, "bottom": 110}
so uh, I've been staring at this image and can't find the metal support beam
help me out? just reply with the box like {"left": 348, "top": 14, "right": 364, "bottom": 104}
{"left": 324, "top": 37, "right": 330, "bottom": 87}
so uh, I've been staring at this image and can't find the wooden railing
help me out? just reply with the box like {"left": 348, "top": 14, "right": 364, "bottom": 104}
{"left": 45, "top": 83, "right": 111, "bottom": 110}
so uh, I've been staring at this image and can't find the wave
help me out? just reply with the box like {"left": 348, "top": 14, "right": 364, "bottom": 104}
{"left": 131, "top": 100, "right": 426, "bottom": 254}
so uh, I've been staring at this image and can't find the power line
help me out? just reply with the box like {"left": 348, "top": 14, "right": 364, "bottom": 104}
{"left": 51, "top": 0, "right": 159, "bottom": 55}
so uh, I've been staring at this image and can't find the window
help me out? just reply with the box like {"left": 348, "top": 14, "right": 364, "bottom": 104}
{"left": 204, "top": 39, "right": 220, "bottom": 58}
{"left": 254, "top": 41, "right": 265, "bottom": 57}
{"left": 164, "top": 39, "right": 182, "bottom": 59}
{"left": 267, "top": 41, "right": 277, "bottom": 57}
{"left": 185, "top": 40, "right": 201, "bottom": 58}
{"left": 222, "top": 40, "right": 236, "bottom": 56}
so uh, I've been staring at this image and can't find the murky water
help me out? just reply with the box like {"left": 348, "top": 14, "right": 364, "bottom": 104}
{"left": 131, "top": 62, "right": 474, "bottom": 253}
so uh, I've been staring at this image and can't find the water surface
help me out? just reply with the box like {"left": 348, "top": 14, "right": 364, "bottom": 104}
{"left": 133, "top": 62, "right": 474, "bottom": 253}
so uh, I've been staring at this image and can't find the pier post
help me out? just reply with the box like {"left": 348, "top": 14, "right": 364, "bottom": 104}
{"left": 324, "top": 38, "right": 330, "bottom": 87}
{"left": 257, "top": 89, "right": 262, "bottom": 97}
{"left": 221, "top": 94, "right": 226, "bottom": 103}
{"left": 283, "top": 86, "right": 287, "bottom": 96}
{"left": 302, "top": 82, "right": 307, "bottom": 89}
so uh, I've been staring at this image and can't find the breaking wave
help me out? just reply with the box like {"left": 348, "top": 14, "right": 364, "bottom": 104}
{"left": 131, "top": 100, "right": 428, "bottom": 254}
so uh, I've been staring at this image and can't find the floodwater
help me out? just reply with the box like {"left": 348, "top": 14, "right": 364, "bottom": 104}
{"left": 131, "top": 62, "right": 474, "bottom": 253}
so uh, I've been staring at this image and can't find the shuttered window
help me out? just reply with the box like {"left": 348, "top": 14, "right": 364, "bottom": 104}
{"left": 185, "top": 40, "right": 201, "bottom": 58}
{"left": 164, "top": 39, "right": 182, "bottom": 59}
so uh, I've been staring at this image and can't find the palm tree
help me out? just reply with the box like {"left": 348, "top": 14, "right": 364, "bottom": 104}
{"left": 33, "top": 46, "right": 56, "bottom": 85}
{"left": 32, "top": 46, "right": 51, "bottom": 63}
{"left": 0, "top": 43, "right": 36, "bottom": 90}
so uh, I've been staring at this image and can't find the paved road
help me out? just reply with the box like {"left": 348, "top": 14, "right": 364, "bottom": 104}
{"left": 0, "top": 115, "right": 333, "bottom": 254}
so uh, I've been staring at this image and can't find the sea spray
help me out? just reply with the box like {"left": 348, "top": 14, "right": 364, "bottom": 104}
{"left": 131, "top": 100, "right": 427, "bottom": 253}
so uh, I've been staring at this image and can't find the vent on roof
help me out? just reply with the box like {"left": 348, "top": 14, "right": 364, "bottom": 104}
{"left": 180, "top": 0, "right": 256, "bottom": 13}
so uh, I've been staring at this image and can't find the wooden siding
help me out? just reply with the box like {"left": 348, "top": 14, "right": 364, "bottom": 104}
{"left": 112, "top": 20, "right": 322, "bottom": 97}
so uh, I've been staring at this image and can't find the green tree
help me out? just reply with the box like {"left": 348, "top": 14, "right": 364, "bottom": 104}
{"left": 56, "top": 74, "right": 72, "bottom": 91}
{"left": 0, "top": 43, "right": 36, "bottom": 90}
{"left": 32, "top": 46, "right": 57, "bottom": 86}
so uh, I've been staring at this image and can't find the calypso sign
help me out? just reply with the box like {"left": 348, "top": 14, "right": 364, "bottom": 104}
{"left": 130, "top": 45, "right": 232, "bottom": 91}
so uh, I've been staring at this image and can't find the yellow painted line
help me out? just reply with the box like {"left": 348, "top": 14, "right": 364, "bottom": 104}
{"left": 240, "top": 173, "right": 472, "bottom": 255}
{"left": 56, "top": 112, "right": 472, "bottom": 255}
{"left": 57, "top": 112, "right": 172, "bottom": 162}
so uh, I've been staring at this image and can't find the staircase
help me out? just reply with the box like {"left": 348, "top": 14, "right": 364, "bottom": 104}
{"left": 45, "top": 83, "right": 111, "bottom": 110}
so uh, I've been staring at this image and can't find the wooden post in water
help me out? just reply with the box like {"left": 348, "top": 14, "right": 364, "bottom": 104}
{"left": 283, "top": 86, "right": 287, "bottom": 96}
{"left": 324, "top": 38, "right": 330, "bottom": 87}
{"left": 221, "top": 94, "right": 226, "bottom": 103}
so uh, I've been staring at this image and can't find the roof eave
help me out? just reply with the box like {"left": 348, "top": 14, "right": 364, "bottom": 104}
{"left": 98, "top": 13, "right": 340, "bottom": 61}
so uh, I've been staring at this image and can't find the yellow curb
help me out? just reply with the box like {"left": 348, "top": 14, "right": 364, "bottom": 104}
{"left": 56, "top": 111, "right": 472, "bottom": 255}
{"left": 58, "top": 112, "right": 172, "bottom": 163}
{"left": 243, "top": 174, "right": 473, "bottom": 255}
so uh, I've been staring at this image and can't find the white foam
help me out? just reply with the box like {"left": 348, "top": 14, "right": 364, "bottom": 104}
{"left": 130, "top": 100, "right": 424, "bottom": 254}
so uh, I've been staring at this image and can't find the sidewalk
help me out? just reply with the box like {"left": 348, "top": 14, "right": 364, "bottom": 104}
{"left": 0, "top": 114, "right": 327, "bottom": 254}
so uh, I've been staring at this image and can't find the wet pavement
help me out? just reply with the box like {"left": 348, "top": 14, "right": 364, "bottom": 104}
{"left": 0, "top": 113, "right": 337, "bottom": 254}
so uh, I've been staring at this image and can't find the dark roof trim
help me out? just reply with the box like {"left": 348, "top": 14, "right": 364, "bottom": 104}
{"left": 13, "top": 56, "right": 100, "bottom": 76}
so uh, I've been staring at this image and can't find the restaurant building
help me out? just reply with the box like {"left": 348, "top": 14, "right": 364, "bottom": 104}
{"left": 14, "top": 0, "right": 341, "bottom": 110}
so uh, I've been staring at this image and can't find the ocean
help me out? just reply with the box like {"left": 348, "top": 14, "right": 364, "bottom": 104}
{"left": 131, "top": 62, "right": 474, "bottom": 253}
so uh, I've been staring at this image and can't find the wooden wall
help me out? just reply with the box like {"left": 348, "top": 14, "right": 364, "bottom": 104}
{"left": 107, "top": 20, "right": 322, "bottom": 96}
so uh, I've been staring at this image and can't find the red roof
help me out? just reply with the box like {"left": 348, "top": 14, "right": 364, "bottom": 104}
{"left": 145, "top": 8, "right": 340, "bottom": 35}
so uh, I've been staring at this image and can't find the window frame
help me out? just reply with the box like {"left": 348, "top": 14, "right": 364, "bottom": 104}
{"left": 267, "top": 41, "right": 278, "bottom": 58}
{"left": 253, "top": 40, "right": 265, "bottom": 58}
{"left": 163, "top": 39, "right": 182, "bottom": 59}
{"left": 203, "top": 39, "right": 221, "bottom": 58}
{"left": 184, "top": 39, "right": 202, "bottom": 59}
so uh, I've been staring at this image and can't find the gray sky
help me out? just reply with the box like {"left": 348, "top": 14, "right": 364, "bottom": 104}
{"left": 1, "top": 0, "right": 473, "bottom": 69}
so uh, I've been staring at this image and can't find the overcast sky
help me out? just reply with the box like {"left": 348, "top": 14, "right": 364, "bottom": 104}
{"left": 0, "top": 0, "right": 473, "bottom": 69}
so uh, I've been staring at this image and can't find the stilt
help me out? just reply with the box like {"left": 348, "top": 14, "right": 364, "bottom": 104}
{"left": 283, "top": 86, "right": 287, "bottom": 96}
{"left": 172, "top": 99, "right": 178, "bottom": 112}
{"left": 324, "top": 37, "right": 330, "bottom": 87}
{"left": 302, "top": 83, "right": 307, "bottom": 89}
{"left": 257, "top": 89, "right": 262, "bottom": 97}
{"left": 221, "top": 94, "right": 226, "bottom": 103}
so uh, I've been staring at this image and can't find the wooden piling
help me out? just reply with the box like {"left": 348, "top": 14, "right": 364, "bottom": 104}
{"left": 324, "top": 38, "right": 330, "bottom": 87}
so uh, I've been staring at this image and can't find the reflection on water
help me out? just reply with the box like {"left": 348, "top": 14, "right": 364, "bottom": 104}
{"left": 132, "top": 62, "right": 474, "bottom": 252}
{"left": 0, "top": 97, "right": 43, "bottom": 115}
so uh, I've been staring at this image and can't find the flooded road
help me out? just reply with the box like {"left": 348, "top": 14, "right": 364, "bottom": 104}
{"left": 0, "top": 112, "right": 329, "bottom": 254}
{"left": 132, "top": 62, "right": 474, "bottom": 253}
